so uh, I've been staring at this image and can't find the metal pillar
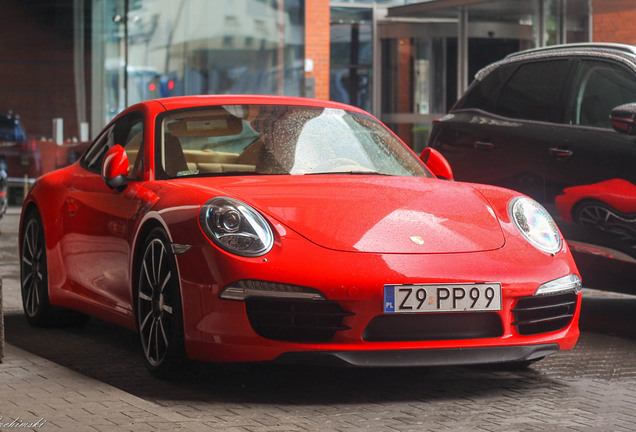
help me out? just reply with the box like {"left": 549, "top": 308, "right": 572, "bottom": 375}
{"left": 457, "top": 6, "right": 468, "bottom": 98}
{"left": 559, "top": 0, "right": 567, "bottom": 44}
{"left": 537, "top": 0, "right": 547, "bottom": 47}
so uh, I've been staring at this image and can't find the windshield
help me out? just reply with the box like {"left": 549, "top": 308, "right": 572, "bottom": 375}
{"left": 156, "top": 105, "right": 431, "bottom": 178}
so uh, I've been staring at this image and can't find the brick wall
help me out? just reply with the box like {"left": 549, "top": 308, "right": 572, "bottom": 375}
{"left": 593, "top": 4, "right": 636, "bottom": 44}
{"left": 0, "top": 0, "right": 87, "bottom": 140}
{"left": 305, "top": 0, "right": 330, "bottom": 100}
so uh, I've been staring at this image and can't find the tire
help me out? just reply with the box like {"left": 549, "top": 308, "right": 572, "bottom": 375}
{"left": 136, "top": 228, "right": 187, "bottom": 378}
{"left": 20, "top": 210, "right": 56, "bottom": 326}
{"left": 20, "top": 210, "right": 89, "bottom": 327}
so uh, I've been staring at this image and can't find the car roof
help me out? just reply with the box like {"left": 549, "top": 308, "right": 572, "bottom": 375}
{"left": 152, "top": 95, "right": 368, "bottom": 115}
{"left": 475, "top": 42, "right": 636, "bottom": 81}
{"left": 505, "top": 42, "right": 636, "bottom": 58}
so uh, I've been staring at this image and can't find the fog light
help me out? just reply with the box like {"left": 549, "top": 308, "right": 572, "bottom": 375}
{"left": 220, "top": 280, "right": 326, "bottom": 301}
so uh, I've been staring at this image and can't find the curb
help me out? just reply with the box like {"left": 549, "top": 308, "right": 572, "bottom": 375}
{"left": 1, "top": 277, "right": 4, "bottom": 362}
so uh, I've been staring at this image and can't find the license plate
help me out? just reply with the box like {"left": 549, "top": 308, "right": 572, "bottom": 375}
{"left": 384, "top": 283, "right": 502, "bottom": 313}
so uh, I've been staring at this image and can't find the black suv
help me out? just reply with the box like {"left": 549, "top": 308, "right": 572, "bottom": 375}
{"left": 428, "top": 43, "right": 636, "bottom": 294}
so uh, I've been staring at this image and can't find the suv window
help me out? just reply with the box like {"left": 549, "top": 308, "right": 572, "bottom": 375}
{"left": 567, "top": 60, "right": 636, "bottom": 129}
{"left": 460, "top": 63, "right": 516, "bottom": 112}
{"left": 494, "top": 59, "right": 571, "bottom": 123}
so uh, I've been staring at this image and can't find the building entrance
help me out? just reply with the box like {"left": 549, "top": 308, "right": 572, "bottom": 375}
{"left": 374, "top": 0, "right": 590, "bottom": 151}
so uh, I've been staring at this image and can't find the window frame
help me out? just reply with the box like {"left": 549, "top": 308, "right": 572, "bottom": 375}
{"left": 80, "top": 111, "right": 145, "bottom": 179}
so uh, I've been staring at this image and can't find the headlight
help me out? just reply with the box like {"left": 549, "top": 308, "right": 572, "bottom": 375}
{"left": 199, "top": 197, "right": 274, "bottom": 257}
{"left": 509, "top": 197, "right": 562, "bottom": 254}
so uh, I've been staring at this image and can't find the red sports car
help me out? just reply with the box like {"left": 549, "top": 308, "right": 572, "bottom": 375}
{"left": 20, "top": 96, "right": 581, "bottom": 377}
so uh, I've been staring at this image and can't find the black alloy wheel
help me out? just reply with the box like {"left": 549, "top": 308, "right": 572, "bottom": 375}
{"left": 20, "top": 211, "right": 54, "bottom": 326}
{"left": 137, "top": 228, "right": 186, "bottom": 377}
{"left": 20, "top": 210, "right": 89, "bottom": 327}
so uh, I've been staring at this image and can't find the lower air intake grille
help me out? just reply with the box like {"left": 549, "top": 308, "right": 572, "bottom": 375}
{"left": 245, "top": 297, "right": 353, "bottom": 343}
{"left": 362, "top": 313, "right": 503, "bottom": 342}
{"left": 513, "top": 292, "right": 578, "bottom": 336}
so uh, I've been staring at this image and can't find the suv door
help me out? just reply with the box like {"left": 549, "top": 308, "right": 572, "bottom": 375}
{"left": 430, "top": 58, "right": 575, "bottom": 201}
{"left": 549, "top": 58, "right": 636, "bottom": 253}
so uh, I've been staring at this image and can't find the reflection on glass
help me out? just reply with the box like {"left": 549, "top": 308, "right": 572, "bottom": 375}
{"left": 385, "top": 123, "right": 430, "bottom": 154}
{"left": 381, "top": 37, "right": 445, "bottom": 116}
{"left": 330, "top": 7, "right": 373, "bottom": 111}
{"left": 95, "top": 0, "right": 304, "bottom": 130}
{"left": 157, "top": 105, "right": 431, "bottom": 179}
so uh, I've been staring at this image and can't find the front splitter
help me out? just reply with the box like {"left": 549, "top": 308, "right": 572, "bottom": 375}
{"left": 275, "top": 343, "right": 559, "bottom": 367}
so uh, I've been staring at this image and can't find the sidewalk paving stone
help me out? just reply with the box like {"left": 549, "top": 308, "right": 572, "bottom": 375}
{"left": 3, "top": 205, "right": 636, "bottom": 431}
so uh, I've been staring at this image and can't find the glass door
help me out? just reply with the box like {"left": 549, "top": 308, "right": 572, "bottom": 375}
{"left": 377, "top": 16, "right": 535, "bottom": 152}
{"left": 378, "top": 21, "right": 452, "bottom": 153}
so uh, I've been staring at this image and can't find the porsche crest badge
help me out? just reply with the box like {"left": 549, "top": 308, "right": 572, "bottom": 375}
{"left": 410, "top": 236, "right": 425, "bottom": 245}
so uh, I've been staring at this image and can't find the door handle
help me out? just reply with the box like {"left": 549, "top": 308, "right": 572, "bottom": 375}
{"left": 474, "top": 141, "right": 495, "bottom": 151}
{"left": 549, "top": 147, "right": 573, "bottom": 159}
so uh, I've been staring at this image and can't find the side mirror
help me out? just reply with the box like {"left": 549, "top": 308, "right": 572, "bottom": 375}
{"left": 420, "top": 147, "right": 454, "bottom": 180}
{"left": 610, "top": 103, "right": 636, "bottom": 135}
{"left": 102, "top": 144, "right": 129, "bottom": 191}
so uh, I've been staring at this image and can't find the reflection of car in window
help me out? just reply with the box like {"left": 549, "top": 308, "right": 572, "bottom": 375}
{"left": 428, "top": 43, "right": 636, "bottom": 295}
{"left": 555, "top": 179, "right": 636, "bottom": 249}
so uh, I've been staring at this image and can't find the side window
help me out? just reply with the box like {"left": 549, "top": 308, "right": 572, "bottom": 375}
{"left": 81, "top": 125, "right": 114, "bottom": 172}
{"left": 80, "top": 112, "right": 144, "bottom": 178}
{"left": 119, "top": 116, "right": 145, "bottom": 180}
{"left": 459, "top": 63, "right": 515, "bottom": 112}
{"left": 567, "top": 60, "right": 636, "bottom": 129}
{"left": 494, "top": 59, "right": 571, "bottom": 123}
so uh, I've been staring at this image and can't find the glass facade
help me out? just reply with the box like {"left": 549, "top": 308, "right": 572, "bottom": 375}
{"left": 545, "top": 0, "right": 591, "bottom": 45}
{"left": 92, "top": 0, "right": 304, "bottom": 131}
{"left": 0, "top": 0, "right": 603, "bottom": 150}
{"left": 329, "top": 7, "right": 373, "bottom": 112}
{"left": 380, "top": 36, "right": 447, "bottom": 151}
{"left": 331, "top": 0, "right": 594, "bottom": 151}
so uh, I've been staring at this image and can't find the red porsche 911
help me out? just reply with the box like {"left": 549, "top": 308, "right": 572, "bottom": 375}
{"left": 20, "top": 96, "right": 581, "bottom": 377}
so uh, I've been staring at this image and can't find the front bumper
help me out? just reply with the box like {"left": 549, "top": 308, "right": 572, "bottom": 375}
{"left": 175, "top": 238, "right": 581, "bottom": 364}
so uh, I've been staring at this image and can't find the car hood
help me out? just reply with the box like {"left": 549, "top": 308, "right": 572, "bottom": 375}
{"left": 186, "top": 176, "right": 506, "bottom": 254}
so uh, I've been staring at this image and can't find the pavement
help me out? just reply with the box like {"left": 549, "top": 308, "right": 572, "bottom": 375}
{"left": 1, "top": 206, "right": 636, "bottom": 432}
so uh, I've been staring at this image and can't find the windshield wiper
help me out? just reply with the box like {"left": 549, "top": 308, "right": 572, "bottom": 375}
{"left": 305, "top": 171, "right": 391, "bottom": 176}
